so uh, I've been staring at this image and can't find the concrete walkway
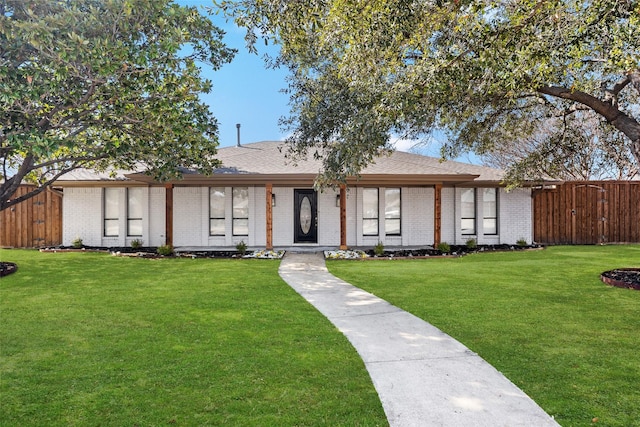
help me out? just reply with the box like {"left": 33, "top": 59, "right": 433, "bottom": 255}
{"left": 278, "top": 252, "right": 559, "bottom": 427}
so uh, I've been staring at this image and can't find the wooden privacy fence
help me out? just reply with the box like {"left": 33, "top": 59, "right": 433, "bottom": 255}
{"left": 533, "top": 181, "right": 640, "bottom": 245}
{"left": 0, "top": 185, "right": 63, "bottom": 248}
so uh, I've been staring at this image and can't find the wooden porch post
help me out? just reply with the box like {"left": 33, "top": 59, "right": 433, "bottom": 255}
{"left": 340, "top": 184, "right": 347, "bottom": 250}
{"left": 266, "top": 183, "right": 273, "bottom": 250}
{"left": 165, "top": 184, "right": 173, "bottom": 246}
{"left": 434, "top": 184, "right": 442, "bottom": 246}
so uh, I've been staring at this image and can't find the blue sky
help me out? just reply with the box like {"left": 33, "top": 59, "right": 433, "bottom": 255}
{"left": 176, "top": 1, "right": 480, "bottom": 163}
{"left": 176, "top": 0, "right": 291, "bottom": 147}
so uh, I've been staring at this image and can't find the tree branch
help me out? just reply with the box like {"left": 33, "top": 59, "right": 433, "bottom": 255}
{"left": 0, "top": 154, "right": 34, "bottom": 210}
{"left": 628, "top": 70, "right": 640, "bottom": 95}
{"left": 0, "top": 163, "right": 85, "bottom": 210}
{"left": 36, "top": 80, "right": 99, "bottom": 129}
{"left": 536, "top": 84, "right": 640, "bottom": 151}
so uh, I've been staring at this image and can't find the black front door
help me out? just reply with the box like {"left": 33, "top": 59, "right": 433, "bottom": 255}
{"left": 294, "top": 189, "right": 317, "bottom": 243}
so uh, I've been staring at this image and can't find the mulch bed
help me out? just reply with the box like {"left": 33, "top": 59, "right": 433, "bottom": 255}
{"left": 39, "top": 246, "right": 252, "bottom": 259}
{"left": 0, "top": 262, "right": 18, "bottom": 277}
{"left": 601, "top": 268, "right": 640, "bottom": 290}
{"left": 365, "top": 244, "right": 543, "bottom": 258}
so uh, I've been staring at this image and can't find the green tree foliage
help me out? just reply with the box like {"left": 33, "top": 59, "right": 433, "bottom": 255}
{"left": 219, "top": 0, "right": 639, "bottom": 184}
{"left": 0, "top": 0, "right": 235, "bottom": 210}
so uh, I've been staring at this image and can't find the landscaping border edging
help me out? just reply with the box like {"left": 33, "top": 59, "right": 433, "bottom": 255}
{"left": 601, "top": 268, "right": 640, "bottom": 290}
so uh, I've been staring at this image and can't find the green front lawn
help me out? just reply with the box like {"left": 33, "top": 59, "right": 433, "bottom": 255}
{"left": 0, "top": 250, "right": 387, "bottom": 426}
{"left": 327, "top": 245, "right": 640, "bottom": 427}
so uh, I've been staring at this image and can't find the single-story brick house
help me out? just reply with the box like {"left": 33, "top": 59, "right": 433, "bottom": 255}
{"left": 56, "top": 141, "right": 536, "bottom": 249}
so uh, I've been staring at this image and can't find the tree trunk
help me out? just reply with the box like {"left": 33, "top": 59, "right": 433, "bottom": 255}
{"left": 0, "top": 182, "right": 50, "bottom": 212}
{"left": 537, "top": 85, "right": 640, "bottom": 166}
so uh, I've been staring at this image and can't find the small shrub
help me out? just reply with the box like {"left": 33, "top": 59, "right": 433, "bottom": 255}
{"left": 72, "top": 237, "right": 83, "bottom": 249}
{"left": 374, "top": 241, "right": 385, "bottom": 256}
{"left": 465, "top": 238, "right": 477, "bottom": 249}
{"left": 516, "top": 238, "right": 528, "bottom": 247}
{"left": 437, "top": 242, "right": 451, "bottom": 253}
{"left": 157, "top": 244, "right": 173, "bottom": 256}
{"left": 130, "top": 239, "right": 144, "bottom": 249}
{"left": 235, "top": 240, "right": 247, "bottom": 256}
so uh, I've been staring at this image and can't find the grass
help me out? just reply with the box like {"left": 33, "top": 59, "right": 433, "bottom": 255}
{"left": 0, "top": 250, "right": 387, "bottom": 426}
{"left": 327, "top": 245, "right": 640, "bottom": 427}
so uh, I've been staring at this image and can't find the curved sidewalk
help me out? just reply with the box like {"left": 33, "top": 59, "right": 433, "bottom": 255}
{"left": 278, "top": 252, "right": 559, "bottom": 427}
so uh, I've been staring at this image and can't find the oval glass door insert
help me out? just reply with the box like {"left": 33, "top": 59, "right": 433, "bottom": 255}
{"left": 300, "top": 196, "right": 312, "bottom": 234}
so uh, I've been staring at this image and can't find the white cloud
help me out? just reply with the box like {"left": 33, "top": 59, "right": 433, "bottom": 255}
{"left": 390, "top": 135, "right": 483, "bottom": 165}
{"left": 389, "top": 137, "right": 439, "bottom": 156}
{"left": 391, "top": 138, "right": 420, "bottom": 152}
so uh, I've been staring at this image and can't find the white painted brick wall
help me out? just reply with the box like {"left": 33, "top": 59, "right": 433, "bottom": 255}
{"left": 64, "top": 186, "right": 167, "bottom": 247}
{"left": 173, "top": 187, "right": 203, "bottom": 246}
{"left": 440, "top": 187, "right": 456, "bottom": 244}
{"left": 499, "top": 188, "right": 533, "bottom": 244}
{"left": 401, "top": 187, "right": 434, "bottom": 246}
{"left": 148, "top": 187, "right": 166, "bottom": 246}
{"left": 344, "top": 187, "right": 357, "bottom": 247}
{"left": 349, "top": 187, "right": 436, "bottom": 248}
{"left": 272, "top": 187, "right": 293, "bottom": 246}
{"left": 62, "top": 187, "right": 103, "bottom": 246}
{"left": 318, "top": 190, "right": 341, "bottom": 246}
{"left": 62, "top": 184, "right": 533, "bottom": 249}
{"left": 440, "top": 187, "right": 532, "bottom": 246}
{"left": 252, "top": 187, "right": 266, "bottom": 247}
{"left": 271, "top": 187, "right": 341, "bottom": 247}
{"left": 173, "top": 186, "right": 264, "bottom": 248}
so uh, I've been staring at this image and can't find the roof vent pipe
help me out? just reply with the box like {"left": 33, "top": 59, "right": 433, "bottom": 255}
{"left": 236, "top": 123, "right": 241, "bottom": 147}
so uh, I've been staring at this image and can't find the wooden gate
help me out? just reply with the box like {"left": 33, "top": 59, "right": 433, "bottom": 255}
{"left": 0, "top": 185, "right": 63, "bottom": 248}
{"left": 533, "top": 181, "right": 640, "bottom": 244}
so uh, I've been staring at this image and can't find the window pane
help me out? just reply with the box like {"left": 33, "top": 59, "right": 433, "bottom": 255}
{"left": 363, "top": 219, "right": 379, "bottom": 236}
{"left": 209, "top": 187, "right": 225, "bottom": 218}
{"left": 363, "top": 189, "right": 378, "bottom": 219}
{"left": 461, "top": 188, "right": 475, "bottom": 218}
{"left": 210, "top": 219, "right": 225, "bottom": 236}
{"left": 128, "top": 187, "right": 144, "bottom": 218}
{"left": 385, "top": 218, "right": 401, "bottom": 235}
{"left": 233, "top": 187, "right": 249, "bottom": 218}
{"left": 104, "top": 188, "right": 119, "bottom": 218}
{"left": 104, "top": 219, "right": 119, "bottom": 237}
{"left": 299, "top": 196, "right": 312, "bottom": 234}
{"left": 233, "top": 219, "right": 249, "bottom": 236}
{"left": 128, "top": 219, "right": 143, "bottom": 236}
{"left": 483, "top": 218, "right": 497, "bottom": 235}
{"left": 385, "top": 188, "right": 400, "bottom": 219}
{"left": 461, "top": 218, "right": 476, "bottom": 235}
{"left": 483, "top": 188, "right": 497, "bottom": 217}
{"left": 104, "top": 188, "right": 119, "bottom": 237}
{"left": 483, "top": 188, "right": 497, "bottom": 235}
